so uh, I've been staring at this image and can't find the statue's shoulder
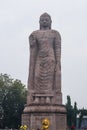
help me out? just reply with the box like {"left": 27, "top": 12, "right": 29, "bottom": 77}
{"left": 51, "top": 29, "right": 61, "bottom": 40}
{"left": 29, "top": 30, "right": 39, "bottom": 37}
{"left": 51, "top": 29, "right": 61, "bottom": 36}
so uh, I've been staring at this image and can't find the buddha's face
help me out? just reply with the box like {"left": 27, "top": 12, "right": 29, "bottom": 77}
{"left": 40, "top": 16, "right": 51, "bottom": 29}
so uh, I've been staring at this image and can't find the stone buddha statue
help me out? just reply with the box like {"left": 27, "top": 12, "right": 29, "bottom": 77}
{"left": 27, "top": 13, "right": 61, "bottom": 104}
{"left": 22, "top": 13, "right": 66, "bottom": 130}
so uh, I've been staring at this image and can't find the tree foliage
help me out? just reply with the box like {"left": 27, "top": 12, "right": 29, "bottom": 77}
{"left": 73, "top": 102, "right": 78, "bottom": 126}
{"left": 66, "top": 95, "right": 73, "bottom": 127}
{"left": 0, "top": 74, "right": 27, "bottom": 129}
{"left": 66, "top": 95, "right": 78, "bottom": 128}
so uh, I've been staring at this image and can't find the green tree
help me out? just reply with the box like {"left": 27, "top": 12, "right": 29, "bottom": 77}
{"left": 66, "top": 96, "right": 78, "bottom": 128}
{"left": 72, "top": 102, "right": 78, "bottom": 126}
{"left": 66, "top": 95, "right": 73, "bottom": 128}
{"left": 0, "top": 74, "right": 27, "bottom": 128}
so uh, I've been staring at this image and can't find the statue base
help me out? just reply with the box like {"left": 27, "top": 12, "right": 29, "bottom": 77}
{"left": 22, "top": 104, "right": 67, "bottom": 130}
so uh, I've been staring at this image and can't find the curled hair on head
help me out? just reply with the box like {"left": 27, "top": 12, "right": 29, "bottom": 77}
{"left": 39, "top": 12, "right": 52, "bottom": 29}
{"left": 40, "top": 13, "right": 51, "bottom": 20}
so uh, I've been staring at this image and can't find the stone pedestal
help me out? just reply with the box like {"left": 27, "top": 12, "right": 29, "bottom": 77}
{"left": 22, "top": 91, "right": 67, "bottom": 130}
{"left": 22, "top": 104, "right": 67, "bottom": 130}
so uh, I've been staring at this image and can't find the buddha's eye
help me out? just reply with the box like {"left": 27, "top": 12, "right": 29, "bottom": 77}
{"left": 40, "top": 18, "right": 44, "bottom": 21}
{"left": 40, "top": 17, "right": 49, "bottom": 22}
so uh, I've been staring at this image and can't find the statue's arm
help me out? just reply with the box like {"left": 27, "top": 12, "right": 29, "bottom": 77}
{"left": 54, "top": 31, "right": 61, "bottom": 71}
{"left": 54, "top": 31, "right": 61, "bottom": 92}
{"left": 28, "top": 33, "right": 37, "bottom": 89}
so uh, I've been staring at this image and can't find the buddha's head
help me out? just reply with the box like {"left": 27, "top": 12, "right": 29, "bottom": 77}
{"left": 39, "top": 13, "right": 52, "bottom": 30}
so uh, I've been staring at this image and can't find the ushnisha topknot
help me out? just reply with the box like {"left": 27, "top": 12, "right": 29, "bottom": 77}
{"left": 40, "top": 12, "right": 51, "bottom": 20}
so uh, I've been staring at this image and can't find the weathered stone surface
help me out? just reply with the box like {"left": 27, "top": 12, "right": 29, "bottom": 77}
{"left": 23, "top": 104, "right": 66, "bottom": 113}
{"left": 22, "top": 13, "right": 67, "bottom": 130}
{"left": 22, "top": 113, "right": 66, "bottom": 130}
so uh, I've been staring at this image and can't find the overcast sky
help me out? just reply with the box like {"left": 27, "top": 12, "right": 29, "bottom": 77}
{"left": 0, "top": 0, "right": 87, "bottom": 109}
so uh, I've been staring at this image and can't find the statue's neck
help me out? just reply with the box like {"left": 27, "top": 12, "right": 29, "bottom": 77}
{"left": 40, "top": 26, "right": 50, "bottom": 30}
